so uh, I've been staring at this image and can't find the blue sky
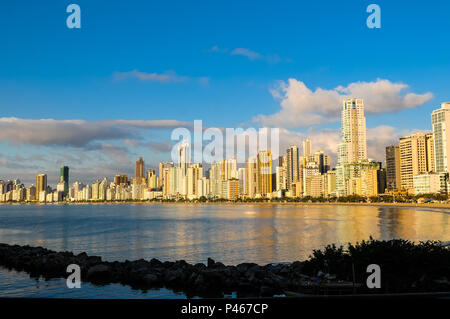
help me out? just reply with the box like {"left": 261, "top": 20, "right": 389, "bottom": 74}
{"left": 0, "top": 0, "right": 449, "bottom": 184}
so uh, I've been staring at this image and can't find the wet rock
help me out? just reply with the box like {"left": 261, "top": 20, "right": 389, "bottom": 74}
{"left": 194, "top": 263, "right": 207, "bottom": 271}
{"left": 143, "top": 273, "right": 159, "bottom": 285}
{"left": 149, "top": 258, "right": 162, "bottom": 267}
{"left": 87, "top": 264, "right": 111, "bottom": 282}
{"left": 237, "top": 263, "right": 258, "bottom": 273}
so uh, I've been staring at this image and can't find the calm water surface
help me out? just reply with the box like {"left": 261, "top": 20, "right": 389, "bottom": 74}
{"left": 0, "top": 203, "right": 449, "bottom": 297}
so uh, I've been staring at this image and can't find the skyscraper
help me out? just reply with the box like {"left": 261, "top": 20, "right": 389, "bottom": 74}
{"left": 257, "top": 150, "right": 272, "bottom": 196}
{"left": 385, "top": 144, "right": 401, "bottom": 191}
{"left": 336, "top": 98, "right": 367, "bottom": 196}
{"left": 432, "top": 102, "right": 450, "bottom": 173}
{"left": 246, "top": 157, "right": 258, "bottom": 198}
{"left": 303, "top": 139, "right": 312, "bottom": 157}
{"left": 147, "top": 169, "right": 158, "bottom": 188}
{"left": 159, "top": 161, "right": 174, "bottom": 187}
{"left": 135, "top": 157, "right": 145, "bottom": 184}
{"left": 399, "top": 132, "right": 434, "bottom": 191}
{"left": 59, "top": 166, "right": 69, "bottom": 195}
{"left": 286, "top": 146, "right": 299, "bottom": 190}
{"left": 36, "top": 174, "right": 47, "bottom": 201}
{"left": 178, "top": 142, "right": 190, "bottom": 176}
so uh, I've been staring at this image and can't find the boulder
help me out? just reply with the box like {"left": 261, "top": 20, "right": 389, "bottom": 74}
{"left": 87, "top": 264, "right": 111, "bottom": 282}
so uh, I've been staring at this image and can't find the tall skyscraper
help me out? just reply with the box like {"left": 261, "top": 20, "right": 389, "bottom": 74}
{"left": 399, "top": 132, "right": 434, "bottom": 191}
{"left": 187, "top": 163, "right": 203, "bottom": 198}
{"left": 178, "top": 142, "right": 191, "bottom": 176}
{"left": 303, "top": 139, "right": 312, "bottom": 157}
{"left": 246, "top": 157, "right": 258, "bottom": 198}
{"left": 286, "top": 146, "right": 299, "bottom": 190}
{"left": 135, "top": 157, "right": 145, "bottom": 184}
{"left": 432, "top": 102, "right": 450, "bottom": 173}
{"left": 59, "top": 166, "right": 69, "bottom": 195}
{"left": 336, "top": 98, "right": 367, "bottom": 196}
{"left": 257, "top": 150, "right": 272, "bottom": 196}
{"left": 385, "top": 144, "right": 401, "bottom": 191}
{"left": 36, "top": 174, "right": 47, "bottom": 200}
{"left": 221, "top": 158, "right": 238, "bottom": 180}
{"left": 159, "top": 161, "right": 174, "bottom": 186}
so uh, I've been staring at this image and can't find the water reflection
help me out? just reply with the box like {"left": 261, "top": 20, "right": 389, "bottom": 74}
{"left": 0, "top": 204, "right": 448, "bottom": 265}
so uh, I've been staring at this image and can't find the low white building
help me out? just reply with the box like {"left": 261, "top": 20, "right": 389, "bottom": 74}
{"left": 413, "top": 172, "right": 446, "bottom": 194}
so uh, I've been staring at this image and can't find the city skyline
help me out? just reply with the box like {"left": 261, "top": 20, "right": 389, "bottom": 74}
{"left": 1, "top": 1, "right": 450, "bottom": 184}
{"left": 2, "top": 98, "right": 449, "bottom": 203}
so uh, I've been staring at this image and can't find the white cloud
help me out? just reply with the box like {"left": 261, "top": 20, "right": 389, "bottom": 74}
{"left": 0, "top": 118, "right": 191, "bottom": 147}
{"left": 277, "top": 125, "right": 411, "bottom": 167}
{"left": 210, "top": 46, "right": 289, "bottom": 64}
{"left": 231, "top": 48, "right": 262, "bottom": 60}
{"left": 255, "top": 78, "right": 433, "bottom": 128}
{"left": 113, "top": 70, "right": 188, "bottom": 83}
{"left": 113, "top": 70, "right": 209, "bottom": 85}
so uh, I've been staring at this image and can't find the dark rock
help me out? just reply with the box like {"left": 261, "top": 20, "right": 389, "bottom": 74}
{"left": 194, "top": 263, "right": 207, "bottom": 271}
{"left": 143, "top": 273, "right": 159, "bottom": 285}
{"left": 207, "top": 258, "right": 215, "bottom": 268}
{"left": 149, "top": 258, "right": 162, "bottom": 267}
{"left": 87, "top": 264, "right": 111, "bottom": 282}
{"left": 237, "top": 263, "right": 258, "bottom": 273}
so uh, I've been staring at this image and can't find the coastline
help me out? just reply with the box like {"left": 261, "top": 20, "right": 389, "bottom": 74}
{"left": 1, "top": 200, "right": 450, "bottom": 210}
{"left": 1, "top": 240, "right": 449, "bottom": 298}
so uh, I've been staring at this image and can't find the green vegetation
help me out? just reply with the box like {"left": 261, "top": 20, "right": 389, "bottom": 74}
{"left": 302, "top": 238, "right": 450, "bottom": 293}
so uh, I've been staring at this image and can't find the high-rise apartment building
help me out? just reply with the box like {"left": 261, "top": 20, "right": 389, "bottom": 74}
{"left": 59, "top": 166, "right": 69, "bottom": 195}
{"left": 135, "top": 157, "right": 145, "bottom": 184}
{"left": 147, "top": 169, "right": 158, "bottom": 189}
{"left": 432, "top": 102, "right": 450, "bottom": 173}
{"left": 238, "top": 167, "right": 247, "bottom": 195}
{"left": 336, "top": 98, "right": 367, "bottom": 196}
{"left": 303, "top": 139, "right": 312, "bottom": 157}
{"left": 187, "top": 163, "right": 203, "bottom": 199}
{"left": 246, "top": 157, "right": 258, "bottom": 198}
{"left": 257, "top": 150, "right": 272, "bottom": 196}
{"left": 221, "top": 158, "right": 238, "bottom": 180}
{"left": 209, "top": 162, "right": 222, "bottom": 197}
{"left": 399, "top": 132, "right": 435, "bottom": 192}
{"left": 286, "top": 146, "right": 299, "bottom": 190}
{"left": 178, "top": 142, "right": 190, "bottom": 176}
{"left": 36, "top": 174, "right": 47, "bottom": 201}
{"left": 385, "top": 145, "right": 401, "bottom": 191}
{"left": 159, "top": 162, "right": 174, "bottom": 186}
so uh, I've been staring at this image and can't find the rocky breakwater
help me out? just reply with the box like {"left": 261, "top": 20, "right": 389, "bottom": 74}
{"left": 0, "top": 243, "right": 354, "bottom": 297}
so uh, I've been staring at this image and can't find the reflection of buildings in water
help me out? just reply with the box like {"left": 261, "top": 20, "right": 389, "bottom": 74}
{"left": 1, "top": 204, "right": 449, "bottom": 266}
{"left": 376, "top": 207, "right": 450, "bottom": 242}
{"left": 334, "top": 205, "right": 381, "bottom": 244}
{"left": 377, "top": 207, "right": 416, "bottom": 240}
{"left": 406, "top": 208, "right": 450, "bottom": 241}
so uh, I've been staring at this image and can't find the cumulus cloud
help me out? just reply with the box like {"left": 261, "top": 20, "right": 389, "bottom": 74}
{"left": 277, "top": 125, "right": 411, "bottom": 167}
{"left": 255, "top": 78, "right": 433, "bottom": 128}
{"left": 0, "top": 118, "right": 191, "bottom": 147}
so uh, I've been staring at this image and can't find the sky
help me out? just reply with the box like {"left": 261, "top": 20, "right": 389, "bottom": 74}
{"left": 0, "top": 0, "right": 449, "bottom": 184}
